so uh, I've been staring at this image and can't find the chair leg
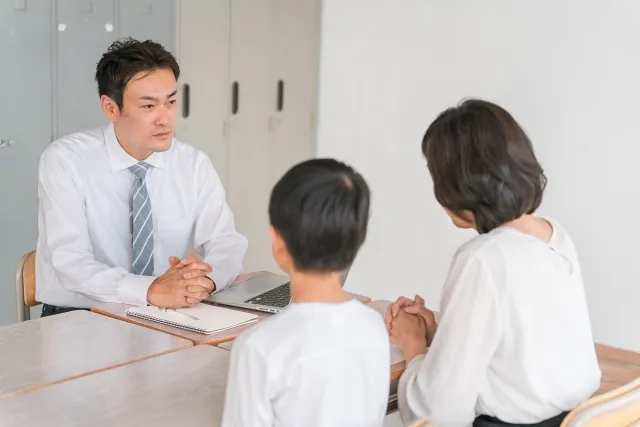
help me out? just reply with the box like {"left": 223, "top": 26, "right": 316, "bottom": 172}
{"left": 15, "top": 252, "right": 29, "bottom": 322}
{"left": 16, "top": 298, "right": 27, "bottom": 322}
{"left": 24, "top": 304, "right": 31, "bottom": 321}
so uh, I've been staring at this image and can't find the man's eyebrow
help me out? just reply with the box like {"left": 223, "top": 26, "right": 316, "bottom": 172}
{"left": 138, "top": 90, "right": 177, "bottom": 101}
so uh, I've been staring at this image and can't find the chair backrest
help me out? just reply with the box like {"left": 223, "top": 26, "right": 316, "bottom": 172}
{"left": 407, "top": 418, "right": 429, "bottom": 427}
{"left": 22, "top": 251, "right": 37, "bottom": 306}
{"left": 15, "top": 251, "right": 38, "bottom": 321}
{"left": 561, "top": 377, "right": 640, "bottom": 427}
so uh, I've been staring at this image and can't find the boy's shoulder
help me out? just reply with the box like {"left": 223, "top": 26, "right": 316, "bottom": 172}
{"left": 234, "top": 300, "right": 388, "bottom": 356}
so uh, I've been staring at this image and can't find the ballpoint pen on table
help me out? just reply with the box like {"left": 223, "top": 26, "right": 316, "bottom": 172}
{"left": 159, "top": 307, "right": 200, "bottom": 321}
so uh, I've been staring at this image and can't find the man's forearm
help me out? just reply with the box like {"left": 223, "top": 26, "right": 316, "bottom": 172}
{"left": 202, "top": 238, "right": 247, "bottom": 292}
{"left": 54, "top": 254, "right": 155, "bottom": 306}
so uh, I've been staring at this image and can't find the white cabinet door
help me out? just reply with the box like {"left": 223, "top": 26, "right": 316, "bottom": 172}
{"left": 270, "top": 0, "right": 320, "bottom": 186}
{"left": 174, "top": 0, "right": 321, "bottom": 274}
{"left": 0, "top": 0, "right": 53, "bottom": 323}
{"left": 175, "top": 0, "right": 231, "bottom": 188}
{"left": 55, "top": 0, "right": 116, "bottom": 138}
{"left": 119, "top": 0, "right": 175, "bottom": 52}
{"left": 227, "top": 0, "right": 276, "bottom": 272}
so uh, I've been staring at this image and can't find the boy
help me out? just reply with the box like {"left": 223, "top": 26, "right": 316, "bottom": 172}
{"left": 222, "top": 158, "right": 390, "bottom": 426}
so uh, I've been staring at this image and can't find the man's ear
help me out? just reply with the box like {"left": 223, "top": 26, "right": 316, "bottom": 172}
{"left": 101, "top": 95, "right": 120, "bottom": 121}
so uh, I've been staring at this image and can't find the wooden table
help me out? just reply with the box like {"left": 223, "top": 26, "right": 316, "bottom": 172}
{"left": 0, "top": 310, "right": 192, "bottom": 399}
{"left": 595, "top": 343, "right": 640, "bottom": 395}
{"left": 217, "top": 340, "right": 233, "bottom": 350}
{"left": 0, "top": 345, "right": 230, "bottom": 427}
{"left": 92, "top": 271, "right": 371, "bottom": 345}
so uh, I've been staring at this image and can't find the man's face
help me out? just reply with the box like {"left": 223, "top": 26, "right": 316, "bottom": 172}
{"left": 103, "top": 67, "right": 178, "bottom": 159}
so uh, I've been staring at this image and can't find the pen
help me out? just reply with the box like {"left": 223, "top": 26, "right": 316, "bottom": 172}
{"left": 160, "top": 307, "right": 200, "bottom": 321}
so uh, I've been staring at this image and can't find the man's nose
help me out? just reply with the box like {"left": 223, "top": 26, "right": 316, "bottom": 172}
{"left": 156, "top": 107, "right": 170, "bottom": 126}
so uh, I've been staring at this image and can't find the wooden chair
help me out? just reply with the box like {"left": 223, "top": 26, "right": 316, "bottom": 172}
{"left": 15, "top": 250, "right": 38, "bottom": 321}
{"left": 560, "top": 377, "right": 640, "bottom": 426}
{"left": 407, "top": 418, "right": 429, "bottom": 427}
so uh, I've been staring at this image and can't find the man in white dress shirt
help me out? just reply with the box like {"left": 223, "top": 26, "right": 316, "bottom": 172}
{"left": 36, "top": 38, "right": 248, "bottom": 317}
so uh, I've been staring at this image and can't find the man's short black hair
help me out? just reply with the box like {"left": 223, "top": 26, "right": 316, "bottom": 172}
{"left": 269, "top": 158, "right": 370, "bottom": 273}
{"left": 422, "top": 99, "right": 547, "bottom": 234}
{"left": 95, "top": 37, "right": 179, "bottom": 109}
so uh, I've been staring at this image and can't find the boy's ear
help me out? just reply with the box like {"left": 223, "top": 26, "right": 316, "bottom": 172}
{"left": 269, "top": 226, "right": 284, "bottom": 254}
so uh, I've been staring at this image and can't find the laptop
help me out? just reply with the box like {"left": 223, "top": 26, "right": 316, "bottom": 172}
{"left": 207, "top": 268, "right": 351, "bottom": 314}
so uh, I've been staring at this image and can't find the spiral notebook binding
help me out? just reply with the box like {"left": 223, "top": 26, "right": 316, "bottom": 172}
{"left": 126, "top": 311, "right": 207, "bottom": 334}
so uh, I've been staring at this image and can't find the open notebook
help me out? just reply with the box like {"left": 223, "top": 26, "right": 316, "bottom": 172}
{"left": 125, "top": 303, "right": 259, "bottom": 335}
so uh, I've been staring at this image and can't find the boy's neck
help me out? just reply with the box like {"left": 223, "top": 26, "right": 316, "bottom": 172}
{"left": 289, "top": 271, "right": 352, "bottom": 304}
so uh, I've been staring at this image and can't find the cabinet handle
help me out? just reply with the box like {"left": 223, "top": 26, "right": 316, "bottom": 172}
{"left": 232, "top": 82, "right": 239, "bottom": 114}
{"left": 277, "top": 80, "right": 284, "bottom": 112}
{"left": 182, "top": 83, "right": 190, "bottom": 118}
{"left": 0, "top": 139, "right": 16, "bottom": 149}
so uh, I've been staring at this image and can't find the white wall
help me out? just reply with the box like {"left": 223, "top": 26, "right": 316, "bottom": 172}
{"left": 317, "top": 0, "right": 640, "bottom": 351}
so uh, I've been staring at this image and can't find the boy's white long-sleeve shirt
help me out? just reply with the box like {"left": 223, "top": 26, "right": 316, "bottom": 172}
{"left": 222, "top": 299, "right": 391, "bottom": 427}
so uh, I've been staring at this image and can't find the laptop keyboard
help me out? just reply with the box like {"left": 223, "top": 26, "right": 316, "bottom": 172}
{"left": 245, "top": 282, "right": 291, "bottom": 308}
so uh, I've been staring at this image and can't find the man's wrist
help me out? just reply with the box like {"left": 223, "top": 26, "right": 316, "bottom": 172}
{"left": 206, "top": 276, "right": 216, "bottom": 293}
{"left": 206, "top": 269, "right": 226, "bottom": 293}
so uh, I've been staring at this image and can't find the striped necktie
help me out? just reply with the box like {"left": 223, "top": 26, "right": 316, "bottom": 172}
{"left": 129, "top": 162, "right": 154, "bottom": 276}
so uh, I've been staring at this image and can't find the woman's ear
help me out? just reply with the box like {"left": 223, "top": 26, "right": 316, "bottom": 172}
{"left": 444, "top": 208, "right": 476, "bottom": 230}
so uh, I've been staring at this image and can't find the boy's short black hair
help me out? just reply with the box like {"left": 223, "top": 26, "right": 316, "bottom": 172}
{"left": 422, "top": 99, "right": 547, "bottom": 234}
{"left": 95, "top": 37, "right": 179, "bottom": 109}
{"left": 269, "top": 158, "right": 370, "bottom": 272}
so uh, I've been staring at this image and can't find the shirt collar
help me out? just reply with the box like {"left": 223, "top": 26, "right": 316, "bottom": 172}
{"left": 104, "top": 122, "right": 167, "bottom": 172}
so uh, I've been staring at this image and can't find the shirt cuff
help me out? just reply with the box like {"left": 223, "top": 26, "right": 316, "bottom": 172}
{"left": 398, "top": 353, "right": 427, "bottom": 424}
{"left": 208, "top": 269, "right": 233, "bottom": 294}
{"left": 404, "top": 353, "right": 426, "bottom": 378}
{"left": 119, "top": 274, "right": 156, "bottom": 306}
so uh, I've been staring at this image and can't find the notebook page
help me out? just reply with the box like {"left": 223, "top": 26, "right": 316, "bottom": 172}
{"left": 126, "top": 303, "right": 258, "bottom": 334}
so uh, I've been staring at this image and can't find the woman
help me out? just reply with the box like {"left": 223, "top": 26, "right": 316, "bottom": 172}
{"left": 386, "top": 99, "right": 601, "bottom": 427}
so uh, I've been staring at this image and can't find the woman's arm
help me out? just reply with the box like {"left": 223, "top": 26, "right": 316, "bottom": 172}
{"left": 398, "top": 254, "right": 502, "bottom": 427}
